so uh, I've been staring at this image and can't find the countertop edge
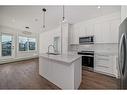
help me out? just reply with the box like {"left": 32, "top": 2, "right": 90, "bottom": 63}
{"left": 39, "top": 54, "right": 81, "bottom": 64}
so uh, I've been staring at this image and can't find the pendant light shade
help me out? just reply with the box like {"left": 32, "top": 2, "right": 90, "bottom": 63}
{"left": 62, "top": 5, "right": 67, "bottom": 23}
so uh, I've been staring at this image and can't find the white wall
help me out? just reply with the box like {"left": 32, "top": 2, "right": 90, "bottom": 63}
{"left": 39, "top": 26, "right": 61, "bottom": 54}
{"left": 39, "top": 22, "right": 71, "bottom": 54}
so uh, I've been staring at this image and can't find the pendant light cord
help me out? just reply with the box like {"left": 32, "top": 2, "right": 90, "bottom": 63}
{"left": 62, "top": 5, "right": 65, "bottom": 21}
{"left": 43, "top": 11, "right": 45, "bottom": 28}
{"left": 42, "top": 8, "right": 46, "bottom": 29}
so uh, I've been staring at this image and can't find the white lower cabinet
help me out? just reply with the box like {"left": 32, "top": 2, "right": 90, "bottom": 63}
{"left": 94, "top": 54, "right": 117, "bottom": 77}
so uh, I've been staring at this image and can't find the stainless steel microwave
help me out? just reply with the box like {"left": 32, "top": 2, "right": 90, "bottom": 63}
{"left": 79, "top": 36, "right": 94, "bottom": 44}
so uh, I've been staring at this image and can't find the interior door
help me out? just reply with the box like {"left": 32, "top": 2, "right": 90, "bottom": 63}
{"left": 0, "top": 33, "right": 15, "bottom": 60}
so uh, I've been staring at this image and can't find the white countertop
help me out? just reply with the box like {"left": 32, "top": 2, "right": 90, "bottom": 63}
{"left": 69, "top": 50, "right": 118, "bottom": 56}
{"left": 39, "top": 53, "right": 81, "bottom": 64}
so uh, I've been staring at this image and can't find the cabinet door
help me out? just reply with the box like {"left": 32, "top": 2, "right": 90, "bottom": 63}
{"left": 85, "top": 24, "right": 94, "bottom": 36}
{"left": 94, "top": 23, "right": 102, "bottom": 43}
{"left": 101, "top": 21, "right": 110, "bottom": 43}
{"left": 110, "top": 19, "right": 120, "bottom": 43}
{"left": 68, "top": 24, "right": 73, "bottom": 44}
{"left": 79, "top": 24, "right": 87, "bottom": 37}
{"left": 69, "top": 24, "right": 80, "bottom": 45}
{"left": 72, "top": 25, "right": 79, "bottom": 44}
{"left": 121, "top": 6, "right": 127, "bottom": 22}
{"left": 94, "top": 21, "right": 111, "bottom": 43}
{"left": 94, "top": 55, "right": 114, "bottom": 76}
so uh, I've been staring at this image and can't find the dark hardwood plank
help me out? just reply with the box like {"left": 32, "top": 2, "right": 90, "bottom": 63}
{"left": 79, "top": 70, "right": 119, "bottom": 89}
{"left": 0, "top": 58, "right": 118, "bottom": 89}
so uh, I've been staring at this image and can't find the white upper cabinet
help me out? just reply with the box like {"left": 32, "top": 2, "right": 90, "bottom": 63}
{"left": 69, "top": 22, "right": 94, "bottom": 44}
{"left": 77, "top": 23, "right": 94, "bottom": 37}
{"left": 94, "top": 19, "right": 120, "bottom": 43}
{"left": 110, "top": 19, "right": 120, "bottom": 43}
{"left": 70, "top": 24, "right": 79, "bottom": 44}
{"left": 101, "top": 21, "right": 110, "bottom": 43}
{"left": 69, "top": 12, "right": 120, "bottom": 44}
{"left": 94, "top": 23, "right": 103, "bottom": 43}
{"left": 85, "top": 23, "right": 94, "bottom": 36}
{"left": 121, "top": 6, "right": 127, "bottom": 22}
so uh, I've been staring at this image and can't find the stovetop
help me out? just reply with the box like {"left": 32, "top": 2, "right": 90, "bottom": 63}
{"left": 80, "top": 50, "right": 94, "bottom": 52}
{"left": 77, "top": 51, "right": 94, "bottom": 55}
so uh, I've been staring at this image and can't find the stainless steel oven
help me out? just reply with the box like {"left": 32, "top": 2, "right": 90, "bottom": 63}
{"left": 78, "top": 51, "right": 94, "bottom": 68}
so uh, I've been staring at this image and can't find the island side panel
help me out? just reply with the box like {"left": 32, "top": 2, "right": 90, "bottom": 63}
{"left": 39, "top": 57, "right": 53, "bottom": 81}
{"left": 39, "top": 56, "right": 74, "bottom": 89}
{"left": 74, "top": 57, "right": 82, "bottom": 89}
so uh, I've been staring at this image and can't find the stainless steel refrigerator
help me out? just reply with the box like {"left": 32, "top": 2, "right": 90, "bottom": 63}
{"left": 119, "top": 18, "right": 127, "bottom": 89}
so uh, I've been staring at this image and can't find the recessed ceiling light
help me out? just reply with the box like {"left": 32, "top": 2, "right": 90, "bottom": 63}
{"left": 97, "top": 6, "right": 101, "bottom": 9}
{"left": 25, "top": 27, "right": 30, "bottom": 29}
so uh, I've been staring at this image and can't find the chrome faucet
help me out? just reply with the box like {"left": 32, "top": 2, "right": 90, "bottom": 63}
{"left": 48, "top": 44, "right": 55, "bottom": 54}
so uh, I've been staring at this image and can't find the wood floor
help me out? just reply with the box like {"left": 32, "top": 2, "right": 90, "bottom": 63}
{"left": 0, "top": 58, "right": 119, "bottom": 89}
{"left": 79, "top": 69, "right": 119, "bottom": 89}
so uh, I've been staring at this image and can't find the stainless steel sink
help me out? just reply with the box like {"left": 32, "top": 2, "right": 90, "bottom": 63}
{"left": 46, "top": 52, "right": 60, "bottom": 55}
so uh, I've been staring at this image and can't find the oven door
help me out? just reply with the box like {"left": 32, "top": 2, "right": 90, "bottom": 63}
{"left": 82, "top": 56, "right": 94, "bottom": 68}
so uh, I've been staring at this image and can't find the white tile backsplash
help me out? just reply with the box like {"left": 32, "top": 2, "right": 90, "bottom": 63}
{"left": 94, "top": 43, "right": 118, "bottom": 53}
{"left": 69, "top": 43, "right": 118, "bottom": 54}
{"left": 78, "top": 44, "right": 94, "bottom": 51}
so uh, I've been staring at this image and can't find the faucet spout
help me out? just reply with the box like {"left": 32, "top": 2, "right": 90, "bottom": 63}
{"left": 48, "top": 44, "right": 55, "bottom": 54}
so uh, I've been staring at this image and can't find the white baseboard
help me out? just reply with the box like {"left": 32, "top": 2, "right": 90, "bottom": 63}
{"left": 94, "top": 69, "right": 117, "bottom": 78}
{"left": 0, "top": 55, "right": 39, "bottom": 64}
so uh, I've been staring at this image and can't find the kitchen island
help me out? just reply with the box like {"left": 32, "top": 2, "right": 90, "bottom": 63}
{"left": 39, "top": 53, "right": 82, "bottom": 89}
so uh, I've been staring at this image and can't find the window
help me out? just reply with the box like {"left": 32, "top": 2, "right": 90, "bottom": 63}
{"left": 28, "top": 38, "right": 36, "bottom": 50}
{"left": 19, "top": 36, "right": 28, "bottom": 51}
{"left": 2, "top": 35, "right": 12, "bottom": 56}
{"left": 18, "top": 36, "right": 36, "bottom": 51}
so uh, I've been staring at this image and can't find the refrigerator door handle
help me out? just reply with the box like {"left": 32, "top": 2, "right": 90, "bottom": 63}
{"left": 118, "top": 33, "right": 126, "bottom": 77}
{"left": 122, "top": 34, "right": 127, "bottom": 76}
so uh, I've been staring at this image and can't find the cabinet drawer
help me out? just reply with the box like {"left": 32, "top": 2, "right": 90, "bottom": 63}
{"left": 95, "top": 60, "right": 111, "bottom": 67}
{"left": 94, "top": 65, "right": 113, "bottom": 74}
{"left": 95, "top": 54, "right": 109, "bottom": 57}
{"left": 95, "top": 55, "right": 109, "bottom": 60}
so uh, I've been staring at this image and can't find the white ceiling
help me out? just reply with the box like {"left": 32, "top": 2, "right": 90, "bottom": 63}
{"left": 0, "top": 6, "right": 121, "bottom": 32}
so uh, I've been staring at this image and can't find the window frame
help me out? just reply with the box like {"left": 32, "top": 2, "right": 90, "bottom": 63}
{"left": 18, "top": 36, "right": 37, "bottom": 52}
{"left": 28, "top": 37, "right": 36, "bottom": 51}
{"left": 0, "top": 33, "right": 14, "bottom": 58}
{"left": 18, "top": 36, "right": 29, "bottom": 52}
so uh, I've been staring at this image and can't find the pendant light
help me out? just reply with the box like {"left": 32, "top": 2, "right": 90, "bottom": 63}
{"left": 42, "top": 8, "right": 46, "bottom": 31}
{"left": 61, "top": 5, "right": 66, "bottom": 54}
{"left": 61, "top": 5, "right": 68, "bottom": 23}
{"left": 62, "top": 5, "right": 65, "bottom": 22}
